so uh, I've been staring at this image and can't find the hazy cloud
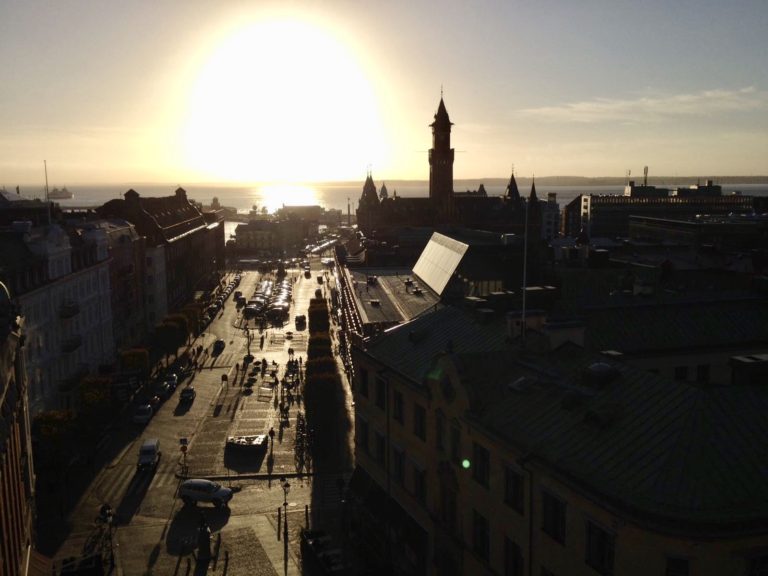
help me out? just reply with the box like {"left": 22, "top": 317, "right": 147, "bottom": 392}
{"left": 519, "top": 87, "right": 767, "bottom": 124}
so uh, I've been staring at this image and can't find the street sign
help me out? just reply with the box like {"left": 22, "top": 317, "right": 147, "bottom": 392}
{"left": 180, "top": 437, "right": 188, "bottom": 446}
{"left": 180, "top": 445, "right": 187, "bottom": 453}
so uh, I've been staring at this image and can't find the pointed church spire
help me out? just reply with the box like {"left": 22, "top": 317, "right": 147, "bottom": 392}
{"left": 529, "top": 176, "right": 539, "bottom": 203}
{"left": 506, "top": 169, "right": 521, "bottom": 201}
{"left": 379, "top": 182, "right": 388, "bottom": 200}
{"left": 360, "top": 171, "right": 379, "bottom": 205}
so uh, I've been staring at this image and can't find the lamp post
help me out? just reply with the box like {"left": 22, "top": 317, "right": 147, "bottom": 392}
{"left": 280, "top": 477, "right": 291, "bottom": 576}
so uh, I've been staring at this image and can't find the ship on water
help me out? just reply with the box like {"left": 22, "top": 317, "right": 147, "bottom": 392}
{"left": 47, "top": 186, "right": 74, "bottom": 200}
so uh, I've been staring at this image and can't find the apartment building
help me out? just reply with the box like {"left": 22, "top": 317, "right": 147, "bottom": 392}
{"left": 349, "top": 306, "right": 768, "bottom": 576}
{"left": 0, "top": 283, "right": 40, "bottom": 576}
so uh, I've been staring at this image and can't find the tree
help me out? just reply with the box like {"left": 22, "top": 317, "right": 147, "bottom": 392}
{"left": 121, "top": 348, "right": 150, "bottom": 374}
{"left": 154, "top": 321, "right": 186, "bottom": 365}
{"left": 180, "top": 305, "right": 202, "bottom": 337}
{"left": 32, "top": 410, "right": 76, "bottom": 472}
{"left": 308, "top": 298, "right": 330, "bottom": 333}
{"left": 77, "top": 376, "right": 113, "bottom": 442}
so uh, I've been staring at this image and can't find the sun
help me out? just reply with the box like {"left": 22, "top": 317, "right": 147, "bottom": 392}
{"left": 182, "top": 18, "right": 388, "bottom": 183}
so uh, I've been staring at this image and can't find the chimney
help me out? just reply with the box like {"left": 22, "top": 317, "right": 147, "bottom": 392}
{"left": 506, "top": 309, "right": 546, "bottom": 339}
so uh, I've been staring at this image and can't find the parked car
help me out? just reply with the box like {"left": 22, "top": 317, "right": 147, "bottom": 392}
{"left": 136, "top": 438, "right": 161, "bottom": 471}
{"left": 179, "top": 386, "right": 196, "bottom": 403}
{"left": 156, "top": 382, "right": 173, "bottom": 400}
{"left": 213, "top": 339, "right": 225, "bottom": 353}
{"left": 179, "top": 479, "right": 233, "bottom": 507}
{"left": 132, "top": 404, "right": 153, "bottom": 424}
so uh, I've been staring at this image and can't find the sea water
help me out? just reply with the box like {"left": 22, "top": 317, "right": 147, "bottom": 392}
{"left": 18, "top": 181, "right": 768, "bottom": 215}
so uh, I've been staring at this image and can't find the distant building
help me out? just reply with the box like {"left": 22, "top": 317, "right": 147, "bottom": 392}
{"left": 356, "top": 98, "right": 541, "bottom": 242}
{"left": 235, "top": 220, "right": 279, "bottom": 254}
{"left": 0, "top": 282, "right": 39, "bottom": 576}
{"left": 98, "top": 188, "right": 224, "bottom": 325}
{"left": 541, "top": 192, "right": 561, "bottom": 240}
{"left": 671, "top": 179, "right": 723, "bottom": 197}
{"left": 622, "top": 179, "right": 670, "bottom": 198}
{"left": 236, "top": 207, "right": 320, "bottom": 256}
{"left": 563, "top": 187, "right": 754, "bottom": 238}
{"left": 0, "top": 188, "right": 59, "bottom": 227}
{"left": 628, "top": 213, "right": 768, "bottom": 252}
{"left": 349, "top": 304, "right": 768, "bottom": 576}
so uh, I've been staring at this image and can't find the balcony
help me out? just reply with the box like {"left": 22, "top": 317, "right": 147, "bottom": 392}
{"left": 60, "top": 301, "right": 80, "bottom": 319}
{"left": 62, "top": 334, "right": 83, "bottom": 354}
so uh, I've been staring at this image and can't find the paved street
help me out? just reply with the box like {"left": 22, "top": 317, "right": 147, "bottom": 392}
{"left": 48, "top": 256, "right": 356, "bottom": 575}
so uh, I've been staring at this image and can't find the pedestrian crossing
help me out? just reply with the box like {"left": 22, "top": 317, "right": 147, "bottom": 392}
{"left": 91, "top": 460, "right": 181, "bottom": 516}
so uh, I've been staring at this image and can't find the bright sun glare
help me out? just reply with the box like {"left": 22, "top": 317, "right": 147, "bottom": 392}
{"left": 183, "top": 19, "right": 387, "bottom": 184}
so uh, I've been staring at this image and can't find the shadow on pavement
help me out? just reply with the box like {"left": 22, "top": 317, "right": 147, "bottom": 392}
{"left": 35, "top": 413, "right": 144, "bottom": 555}
{"left": 223, "top": 445, "right": 267, "bottom": 473}
{"left": 165, "top": 505, "right": 232, "bottom": 556}
{"left": 114, "top": 468, "right": 153, "bottom": 526}
{"left": 174, "top": 401, "right": 193, "bottom": 417}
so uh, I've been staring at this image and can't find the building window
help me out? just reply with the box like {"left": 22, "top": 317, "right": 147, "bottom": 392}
{"left": 541, "top": 491, "right": 566, "bottom": 544}
{"left": 414, "top": 403, "right": 426, "bottom": 441}
{"left": 436, "top": 411, "right": 445, "bottom": 452}
{"left": 472, "top": 510, "right": 490, "bottom": 562}
{"left": 413, "top": 466, "right": 427, "bottom": 505}
{"left": 393, "top": 390, "right": 404, "bottom": 424}
{"left": 674, "top": 365, "right": 688, "bottom": 381}
{"left": 450, "top": 425, "right": 461, "bottom": 464}
{"left": 359, "top": 368, "right": 369, "bottom": 398}
{"left": 472, "top": 442, "right": 490, "bottom": 488}
{"left": 585, "top": 521, "right": 614, "bottom": 575}
{"left": 357, "top": 419, "right": 369, "bottom": 454}
{"left": 374, "top": 431, "right": 386, "bottom": 466}
{"left": 392, "top": 448, "right": 405, "bottom": 485}
{"left": 665, "top": 558, "right": 689, "bottom": 576}
{"left": 504, "top": 466, "right": 524, "bottom": 513}
{"left": 504, "top": 537, "right": 523, "bottom": 576}
{"left": 375, "top": 376, "right": 386, "bottom": 410}
{"left": 696, "top": 364, "right": 710, "bottom": 383}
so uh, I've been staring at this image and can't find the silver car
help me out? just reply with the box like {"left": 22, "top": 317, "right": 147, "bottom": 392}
{"left": 179, "top": 479, "right": 233, "bottom": 507}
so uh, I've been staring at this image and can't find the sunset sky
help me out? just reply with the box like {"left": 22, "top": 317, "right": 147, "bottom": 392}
{"left": 1, "top": 0, "right": 766, "bottom": 186}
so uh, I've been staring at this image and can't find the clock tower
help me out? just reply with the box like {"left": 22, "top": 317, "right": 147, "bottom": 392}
{"left": 429, "top": 96, "right": 455, "bottom": 223}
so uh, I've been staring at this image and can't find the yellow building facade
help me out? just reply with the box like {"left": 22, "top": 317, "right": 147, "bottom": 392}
{"left": 349, "top": 308, "right": 768, "bottom": 576}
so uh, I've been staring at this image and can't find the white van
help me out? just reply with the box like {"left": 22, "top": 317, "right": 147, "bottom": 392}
{"left": 137, "top": 438, "right": 161, "bottom": 471}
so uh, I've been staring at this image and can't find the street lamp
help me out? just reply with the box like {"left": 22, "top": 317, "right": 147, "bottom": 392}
{"left": 280, "top": 477, "right": 291, "bottom": 576}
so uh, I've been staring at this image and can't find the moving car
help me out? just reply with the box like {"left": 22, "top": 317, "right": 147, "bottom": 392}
{"left": 137, "top": 438, "right": 161, "bottom": 471}
{"left": 179, "top": 479, "right": 233, "bottom": 507}
{"left": 213, "top": 339, "right": 225, "bottom": 353}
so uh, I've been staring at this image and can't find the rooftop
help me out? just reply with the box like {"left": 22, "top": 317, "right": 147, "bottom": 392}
{"left": 343, "top": 266, "right": 441, "bottom": 330}
{"left": 457, "top": 343, "right": 768, "bottom": 534}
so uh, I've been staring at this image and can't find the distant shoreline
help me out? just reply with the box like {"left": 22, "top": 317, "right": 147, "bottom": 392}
{"left": 15, "top": 175, "right": 768, "bottom": 189}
